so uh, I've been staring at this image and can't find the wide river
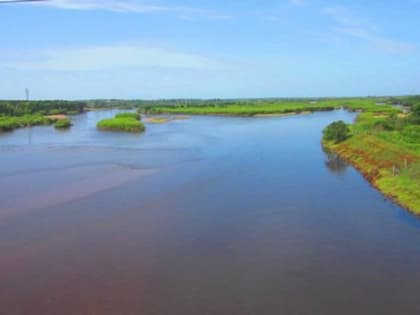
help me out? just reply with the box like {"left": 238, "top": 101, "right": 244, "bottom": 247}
{"left": 1, "top": 110, "right": 419, "bottom": 315}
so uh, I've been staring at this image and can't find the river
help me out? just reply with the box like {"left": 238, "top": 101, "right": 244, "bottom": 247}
{"left": 0, "top": 110, "right": 419, "bottom": 315}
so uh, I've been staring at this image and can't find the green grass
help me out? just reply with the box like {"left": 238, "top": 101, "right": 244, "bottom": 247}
{"left": 55, "top": 118, "right": 72, "bottom": 129}
{"left": 0, "top": 115, "right": 53, "bottom": 132}
{"left": 144, "top": 98, "right": 399, "bottom": 117}
{"left": 115, "top": 112, "right": 141, "bottom": 120}
{"left": 97, "top": 111, "right": 145, "bottom": 133}
{"left": 97, "top": 117, "right": 145, "bottom": 133}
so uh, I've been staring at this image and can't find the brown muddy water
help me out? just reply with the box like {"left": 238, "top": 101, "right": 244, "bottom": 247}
{"left": 0, "top": 110, "right": 419, "bottom": 315}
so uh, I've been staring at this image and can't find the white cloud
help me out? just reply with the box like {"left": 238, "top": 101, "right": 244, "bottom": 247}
{"left": 33, "top": 0, "right": 170, "bottom": 13}
{"left": 335, "top": 26, "right": 415, "bottom": 53}
{"left": 322, "top": 6, "right": 375, "bottom": 28}
{"left": 18, "top": 0, "right": 232, "bottom": 19}
{"left": 0, "top": 44, "right": 225, "bottom": 71}
{"left": 322, "top": 6, "right": 415, "bottom": 54}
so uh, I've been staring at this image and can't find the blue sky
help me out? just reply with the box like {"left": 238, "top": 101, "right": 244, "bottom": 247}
{"left": 0, "top": 0, "right": 419, "bottom": 99}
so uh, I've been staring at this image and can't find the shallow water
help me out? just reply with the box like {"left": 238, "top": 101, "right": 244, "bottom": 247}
{"left": 1, "top": 110, "right": 419, "bottom": 315}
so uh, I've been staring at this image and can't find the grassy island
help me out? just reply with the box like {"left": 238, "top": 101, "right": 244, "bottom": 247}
{"left": 323, "top": 102, "right": 420, "bottom": 214}
{"left": 115, "top": 112, "right": 141, "bottom": 120}
{"left": 97, "top": 112, "right": 145, "bottom": 133}
{"left": 55, "top": 118, "right": 72, "bottom": 129}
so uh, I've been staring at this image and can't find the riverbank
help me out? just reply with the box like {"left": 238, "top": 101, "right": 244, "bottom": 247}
{"left": 144, "top": 98, "right": 399, "bottom": 116}
{"left": 323, "top": 111, "right": 420, "bottom": 215}
{"left": 0, "top": 100, "right": 86, "bottom": 132}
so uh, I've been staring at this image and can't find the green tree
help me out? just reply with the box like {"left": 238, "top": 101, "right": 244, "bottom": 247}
{"left": 323, "top": 120, "right": 351, "bottom": 143}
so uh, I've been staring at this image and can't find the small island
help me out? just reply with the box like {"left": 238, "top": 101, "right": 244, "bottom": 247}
{"left": 97, "top": 112, "right": 145, "bottom": 133}
{"left": 55, "top": 118, "right": 72, "bottom": 129}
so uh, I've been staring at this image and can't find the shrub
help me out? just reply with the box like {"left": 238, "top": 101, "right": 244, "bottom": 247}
{"left": 401, "top": 125, "right": 420, "bottom": 143}
{"left": 374, "top": 120, "right": 395, "bottom": 131}
{"left": 323, "top": 120, "right": 351, "bottom": 143}
{"left": 55, "top": 118, "right": 72, "bottom": 129}
{"left": 97, "top": 118, "right": 145, "bottom": 133}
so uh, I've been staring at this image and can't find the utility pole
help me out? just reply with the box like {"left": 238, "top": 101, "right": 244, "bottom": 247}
{"left": 25, "top": 88, "right": 29, "bottom": 101}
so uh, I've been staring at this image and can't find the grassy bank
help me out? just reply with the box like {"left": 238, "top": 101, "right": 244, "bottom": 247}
{"left": 143, "top": 98, "right": 399, "bottom": 117}
{"left": 0, "top": 115, "right": 54, "bottom": 132}
{"left": 97, "top": 112, "right": 145, "bottom": 133}
{"left": 323, "top": 108, "right": 420, "bottom": 214}
{"left": 0, "top": 115, "right": 73, "bottom": 132}
{"left": 0, "top": 100, "right": 84, "bottom": 132}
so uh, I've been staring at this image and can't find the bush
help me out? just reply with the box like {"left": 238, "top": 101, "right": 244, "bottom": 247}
{"left": 323, "top": 120, "right": 351, "bottom": 143}
{"left": 97, "top": 118, "right": 145, "bottom": 133}
{"left": 374, "top": 120, "right": 395, "bottom": 131}
{"left": 401, "top": 125, "right": 420, "bottom": 143}
{"left": 115, "top": 112, "right": 141, "bottom": 120}
{"left": 55, "top": 118, "right": 72, "bottom": 129}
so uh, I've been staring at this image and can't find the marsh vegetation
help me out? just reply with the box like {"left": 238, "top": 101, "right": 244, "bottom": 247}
{"left": 0, "top": 115, "right": 54, "bottom": 132}
{"left": 115, "top": 112, "right": 141, "bottom": 120}
{"left": 143, "top": 98, "right": 399, "bottom": 116}
{"left": 55, "top": 118, "right": 72, "bottom": 129}
{"left": 0, "top": 100, "right": 85, "bottom": 132}
{"left": 97, "top": 112, "right": 145, "bottom": 133}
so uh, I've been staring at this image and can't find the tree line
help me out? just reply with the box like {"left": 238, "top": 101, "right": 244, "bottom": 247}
{"left": 0, "top": 100, "right": 87, "bottom": 116}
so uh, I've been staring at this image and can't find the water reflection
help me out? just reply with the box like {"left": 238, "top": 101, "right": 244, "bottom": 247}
{"left": 26, "top": 127, "right": 32, "bottom": 145}
{"left": 323, "top": 146, "right": 349, "bottom": 175}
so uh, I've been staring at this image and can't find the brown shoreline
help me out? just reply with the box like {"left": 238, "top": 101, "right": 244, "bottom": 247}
{"left": 323, "top": 141, "right": 419, "bottom": 217}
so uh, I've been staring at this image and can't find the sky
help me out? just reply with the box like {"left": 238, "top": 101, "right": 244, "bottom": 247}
{"left": 0, "top": 0, "right": 419, "bottom": 100}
